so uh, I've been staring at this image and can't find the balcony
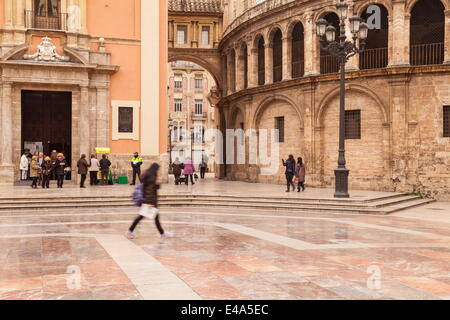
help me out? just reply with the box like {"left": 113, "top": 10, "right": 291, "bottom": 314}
{"left": 410, "top": 42, "right": 444, "bottom": 66}
{"left": 25, "top": 10, "right": 67, "bottom": 31}
{"left": 320, "top": 54, "right": 339, "bottom": 74}
{"left": 360, "top": 47, "right": 388, "bottom": 70}
{"left": 191, "top": 112, "right": 208, "bottom": 119}
{"left": 292, "top": 60, "right": 304, "bottom": 78}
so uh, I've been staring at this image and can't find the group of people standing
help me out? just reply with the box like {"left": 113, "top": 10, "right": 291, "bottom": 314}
{"left": 20, "top": 150, "right": 69, "bottom": 189}
{"left": 77, "top": 154, "right": 112, "bottom": 188}
{"left": 170, "top": 157, "right": 208, "bottom": 186}
{"left": 282, "top": 155, "right": 306, "bottom": 193}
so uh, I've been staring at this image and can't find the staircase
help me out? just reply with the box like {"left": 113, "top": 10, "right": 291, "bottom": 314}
{"left": 0, "top": 192, "right": 435, "bottom": 215}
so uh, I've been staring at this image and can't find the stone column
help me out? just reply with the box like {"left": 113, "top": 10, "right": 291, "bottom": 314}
{"left": 444, "top": 10, "right": 450, "bottom": 64}
{"left": 390, "top": 0, "right": 409, "bottom": 66}
{"left": 248, "top": 46, "right": 258, "bottom": 88}
{"left": 264, "top": 43, "right": 273, "bottom": 85}
{"left": 282, "top": 36, "right": 292, "bottom": 81}
{"left": 79, "top": 86, "right": 91, "bottom": 156}
{"left": 304, "top": 11, "right": 319, "bottom": 76}
{"left": 236, "top": 47, "right": 245, "bottom": 91}
{"left": 0, "top": 82, "right": 15, "bottom": 183}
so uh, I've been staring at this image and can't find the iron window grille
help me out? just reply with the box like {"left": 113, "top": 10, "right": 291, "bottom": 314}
{"left": 275, "top": 117, "right": 285, "bottom": 143}
{"left": 345, "top": 110, "right": 361, "bottom": 140}
{"left": 444, "top": 106, "right": 450, "bottom": 137}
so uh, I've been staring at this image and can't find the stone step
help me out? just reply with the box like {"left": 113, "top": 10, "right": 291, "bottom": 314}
{"left": 0, "top": 194, "right": 421, "bottom": 210}
{"left": 0, "top": 196, "right": 434, "bottom": 215}
{"left": 0, "top": 192, "right": 413, "bottom": 206}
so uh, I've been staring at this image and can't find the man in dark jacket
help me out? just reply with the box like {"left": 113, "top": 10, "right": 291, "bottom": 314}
{"left": 171, "top": 157, "right": 184, "bottom": 185}
{"left": 77, "top": 154, "right": 89, "bottom": 188}
{"left": 99, "top": 154, "right": 111, "bottom": 185}
{"left": 130, "top": 152, "right": 143, "bottom": 185}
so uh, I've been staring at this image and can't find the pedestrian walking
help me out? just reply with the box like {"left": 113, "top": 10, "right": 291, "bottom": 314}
{"left": 20, "top": 150, "right": 30, "bottom": 181}
{"left": 30, "top": 156, "right": 41, "bottom": 189}
{"left": 130, "top": 152, "right": 143, "bottom": 185}
{"left": 199, "top": 158, "right": 207, "bottom": 179}
{"left": 77, "top": 154, "right": 89, "bottom": 188}
{"left": 295, "top": 157, "right": 306, "bottom": 192}
{"left": 89, "top": 154, "right": 100, "bottom": 186}
{"left": 171, "top": 157, "right": 184, "bottom": 185}
{"left": 282, "top": 155, "right": 296, "bottom": 192}
{"left": 54, "top": 153, "right": 68, "bottom": 188}
{"left": 41, "top": 157, "right": 53, "bottom": 189}
{"left": 182, "top": 157, "right": 196, "bottom": 185}
{"left": 99, "top": 154, "right": 111, "bottom": 185}
{"left": 127, "top": 163, "right": 170, "bottom": 240}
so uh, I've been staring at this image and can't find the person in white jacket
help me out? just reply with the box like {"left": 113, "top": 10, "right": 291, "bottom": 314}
{"left": 20, "top": 151, "right": 30, "bottom": 181}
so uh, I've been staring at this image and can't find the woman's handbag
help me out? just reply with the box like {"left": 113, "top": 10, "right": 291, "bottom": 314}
{"left": 139, "top": 205, "right": 158, "bottom": 219}
{"left": 294, "top": 177, "right": 299, "bottom": 185}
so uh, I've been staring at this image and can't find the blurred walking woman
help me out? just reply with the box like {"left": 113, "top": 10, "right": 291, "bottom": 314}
{"left": 55, "top": 153, "right": 68, "bottom": 188}
{"left": 127, "top": 163, "right": 170, "bottom": 240}
{"left": 30, "top": 156, "right": 41, "bottom": 189}
{"left": 295, "top": 157, "right": 306, "bottom": 192}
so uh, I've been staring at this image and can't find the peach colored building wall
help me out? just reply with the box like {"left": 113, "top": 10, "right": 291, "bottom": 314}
{"left": 86, "top": 0, "right": 141, "bottom": 154}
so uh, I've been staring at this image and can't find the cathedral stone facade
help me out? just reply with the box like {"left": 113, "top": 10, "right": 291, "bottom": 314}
{"left": 170, "top": 0, "right": 450, "bottom": 200}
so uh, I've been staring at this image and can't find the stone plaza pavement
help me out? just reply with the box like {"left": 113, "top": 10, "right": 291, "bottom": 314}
{"left": 0, "top": 179, "right": 450, "bottom": 300}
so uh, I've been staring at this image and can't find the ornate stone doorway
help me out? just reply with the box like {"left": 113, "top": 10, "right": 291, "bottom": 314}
{"left": 21, "top": 90, "right": 72, "bottom": 179}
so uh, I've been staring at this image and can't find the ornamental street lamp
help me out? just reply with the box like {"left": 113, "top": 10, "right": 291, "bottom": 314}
{"left": 168, "top": 119, "right": 173, "bottom": 174}
{"left": 316, "top": 0, "right": 368, "bottom": 198}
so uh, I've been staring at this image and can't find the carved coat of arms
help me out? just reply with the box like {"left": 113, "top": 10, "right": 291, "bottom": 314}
{"left": 24, "top": 37, "right": 69, "bottom": 62}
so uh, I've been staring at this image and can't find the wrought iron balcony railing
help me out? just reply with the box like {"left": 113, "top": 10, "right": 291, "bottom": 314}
{"left": 410, "top": 42, "right": 444, "bottom": 66}
{"left": 191, "top": 112, "right": 208, "bottom": 119}
{"left": 359, "top": 47, "right": 388, "bottom": 70}
{"left": 25, "top": 10, "right": 67, "bottom": 31}
{"left": 320, "top": 54, "right": 339, "bottom": 75}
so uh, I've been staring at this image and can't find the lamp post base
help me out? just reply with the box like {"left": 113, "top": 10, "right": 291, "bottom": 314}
{"left": 334, "top": 167, "right": 350, "bottom": 198}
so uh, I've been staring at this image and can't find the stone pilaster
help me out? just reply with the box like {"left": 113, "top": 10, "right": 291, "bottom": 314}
{"left": 444, "top": 10, "right": 450, "bottom": 64}
{"left": 0, "top": 82, "right": 14, "bottom": 183}
{"left": 345, "top": 13, "right": 359, "bottom": 70}
{"left": 390, "top": 0, "right": 409, "bottom": 66}
{"left": 388, "top": 75, "right": 411, "bottom": 192}
{"left": 236, "top": 52, "right": 246, "bottom": 91}
{"left": 301, "top": 81, "right": 318, "bottom": 185}
{"left": 79, "top": 86, "right": 91, "bottom": 156}
{"left": 303, "top": 11, "right": 319, "bottom": 76}
{"left": 282, "top": 36, "right": 292, "bottom": 81}
{"left": 96, "top": 87, "right": 109, "bottom": 148}
{"left": 248, "top": 46, "right": 258, "bottom": 88}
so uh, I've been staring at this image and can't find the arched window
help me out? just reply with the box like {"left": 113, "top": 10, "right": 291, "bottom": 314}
{"left": 410, "top": 0, "right": 445, "bottom": 65}
{"left": 32, "top": 0, "right": 61, "bottom": 30}
{"left": 320, "top": 13, "right": 340, "bottom": 74}
{"left": 257, "top": 36, "right": 266, "bottom": 85}
{"left": 291, "top": 22, "right": 304, "bottom": 78}
{"left": 173, "top": 126, "right": 178, "bottom": 142}
{"left": 272, "top": 29, "right": 283, "bottom": 83}
{"left": 240, "top": 43, "right": 249, "bottom": 89}
{"left": 359, "top": 4, "right": 389, "bottom": 69}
